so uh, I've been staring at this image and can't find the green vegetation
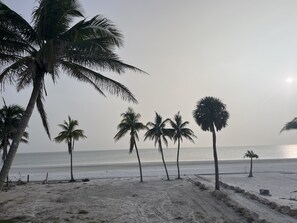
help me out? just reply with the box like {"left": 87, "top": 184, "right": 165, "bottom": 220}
{"left": 193, "top": 96, "right": 229, "bottom": 190}
{"left": 0, "top": 0, "right": 143, "bottom": 190}
{"left": 114, "top": 107, "right": 146, "bottom": 182}
{"left": 244, "top": 150, "right": 259, "bottom": 177}
{"left": 54, "top": 116, "right": 86, "bottom": 182}
{"left": 144, "top": 113, "right": 172, "bottom": 180}
{"left": 169, "top": 112, "right": 196, "bottom": 179}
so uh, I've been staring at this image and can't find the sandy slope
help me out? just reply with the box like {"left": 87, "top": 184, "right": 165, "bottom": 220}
{"left": 0, "top": 177, "right": 248, "bottom": 223}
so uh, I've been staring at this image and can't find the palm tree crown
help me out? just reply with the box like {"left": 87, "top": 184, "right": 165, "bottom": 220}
{"left": 244, "top": 150, "right": 259, "bottom": 159}
{"left": 169, "top": 112, "right": 196, "bottom": 144}
{"left": 114, "top": 107, "right": 146, "bottom": 153}
{"left": 193, "top": 96, "right": 229, "bottom": 132}
{"left": 54, "top": 116, "right": 86, "bottom": 154}
{"left": 144, "top": 112, "right": 171, "bottom": 149}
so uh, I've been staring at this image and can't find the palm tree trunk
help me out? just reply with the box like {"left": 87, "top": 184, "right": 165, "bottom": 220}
{"left": 159, "top": 139, "right": 170, "bottom": 181}
{"left": 2, "top": 141, "right": 9, "bottom": 187}
{"left": 249, "top": 158, "right": 253, "bottom": 177}
{"left": 134, "top": 143, "right": 143, "bottom": 182}
{"left": 0, "top": 73, "right": 44, "bottom": 190}
{"left": 3, "top": 142, "right": 9, "bottom": 187}
{"left": 177, "top": 139, "right": 181, "bottom": 179}
{"left": 211, "top": 124, "right": 220, "bottom": 190}
{"left": 70, "top": 140, "right": 75, "bottom": 182}
{"left": 70, "top": 150, "right": 74, "bottom": 182}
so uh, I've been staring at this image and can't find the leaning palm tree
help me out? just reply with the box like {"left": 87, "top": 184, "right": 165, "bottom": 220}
{"left": 54, "top": 116, "right": 86, "bottom": 182}
{"left": 0, "top": 101, "right": 29, "bottom": 186}
{"left": 244, "top": 150, "right": 259, "bottom": 177}
{"left": 114, "top": 107, "right": 146, "bottom": 182}
{"left": 193, "top": 97, "right": 229, "bottom": 190}
{"left": 144, "top": 112, "right": 171, "bottom": 180}
{"left": 0, "top": 0, "right": 144, "bottom": 189}
{"left": 169, "top": 111, "right": 196, "bottom": 179}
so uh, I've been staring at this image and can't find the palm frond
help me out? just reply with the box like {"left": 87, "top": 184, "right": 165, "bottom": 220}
{"left": 36, "top": 90, "right": 51, "bottom": 139}
{"left": 60, "top": 61, "right": 137, "bottom": 103}
{"left": 280, "top": 117, "right": 297, "bottom": 133}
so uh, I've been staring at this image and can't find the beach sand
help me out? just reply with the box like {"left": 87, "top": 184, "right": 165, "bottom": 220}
{"left": 1, "top": 159, "right": 297, "bottom": 223}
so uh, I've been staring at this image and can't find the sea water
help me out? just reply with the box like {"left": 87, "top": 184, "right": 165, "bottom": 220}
{"left": 4, "top": 144, "right": 297, "bottom": 181}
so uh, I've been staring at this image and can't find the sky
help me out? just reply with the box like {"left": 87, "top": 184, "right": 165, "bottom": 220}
{"left": 2, "top": 0, "right": 297, "bottom": 153}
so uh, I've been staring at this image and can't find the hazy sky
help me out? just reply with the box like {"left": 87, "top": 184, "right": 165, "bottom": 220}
{"left": 2, "top": 0, "right": 297, "bottom": 153}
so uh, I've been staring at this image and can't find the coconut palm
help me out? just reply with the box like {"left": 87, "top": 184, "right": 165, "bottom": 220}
{"left": 0, "top": 101, "right": 28, "bottom": 186}
{"left": 144, "top": 112, "right": 171, "bottom": 180}
{"left": 169, "top": 112, "right": 196, "bottom": 179}
{"left": 244, "top": 150, "right": 259, "bottom": 177}
{"left": 114, "top": 107, "right": 146, "bottom": 182}
{"left": 0, "top": 0, "right": 144, "bottom": 189}
{"left": 54, "top": 116, "right": 86, "bottom": 182}
{"left": 193, "top": 97, "right": 229, "bottom": 190}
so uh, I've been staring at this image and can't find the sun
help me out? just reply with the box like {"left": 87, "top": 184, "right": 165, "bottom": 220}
{"left": 286, "top": 77, "right": 293, "bottom": 83}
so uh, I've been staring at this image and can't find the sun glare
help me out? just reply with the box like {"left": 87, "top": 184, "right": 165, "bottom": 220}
{"left": 286, "top": 77, "right": 293, "bottom": 83}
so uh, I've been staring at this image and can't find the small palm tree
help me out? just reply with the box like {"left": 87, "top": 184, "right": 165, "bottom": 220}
{"left": 169, "top": 112, "right": 196, "bottom": 179}
{"left": 0, "top": 101, "right": 28, "bottom": 186}
{"left": 54, "top": 116, "right": 86, "bottom": 182}
{"left": 114, "top": 107, "right": 146, "bottom": 182}
{"left": 144, "top": 112, "right": 171, "bottom": 180}
{"left": 244, "top": 150, "right": 259, "bottom": 177}
{"left": 193, "top": 96, "right": 229, "bottom": 190}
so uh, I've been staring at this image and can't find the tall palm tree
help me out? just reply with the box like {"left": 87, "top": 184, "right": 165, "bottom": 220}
{"left": 0, "top": 0, "right": 144, "bottom": 189}
{"left": 0, "top": 101, "right": 29, "bottom": 186}
{"left": 114, "top": 107, "right": 146, "bottom": 182}
{"left": 144, "top": 112, "right": 171, "bottom": 180}
{"left": 169, "top": 111, "right": 196, "bottom": 179}
{"left": 54, "top": 116, "right": 86, "bottom": 182}
{"left": 244, "top": 150, "right": 259, "bottom": 177}
{"left": 193, "top": 96, "right": 229, "bottom": 190}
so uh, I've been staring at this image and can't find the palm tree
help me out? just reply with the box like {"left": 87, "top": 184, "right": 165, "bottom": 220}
{"left": 0, "top": 101, "right": 29, "bottom": 186}
{"left": 114, "top": 107, "right": 146, "bottom": 182}
{"left": 244, "top": 150, "right": 259, "bottom": 177}
{"left": 54, "top": 116, "right": 86, "bottom": 182}
{"left": 193, "top": 96, "right": 229, "bottom": 190}
{"left": 0, "top": 0, "right": 144, "bottom": 189}
{"left": 144, "top": 112, "right": 171, "bottom": 180}
{"left": 169, "top": 112, "right": 196, "bottom": 179}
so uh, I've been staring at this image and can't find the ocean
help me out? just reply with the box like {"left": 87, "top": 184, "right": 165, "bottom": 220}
{"left": 4, "top": 144, "right": 297, "bottom": 181}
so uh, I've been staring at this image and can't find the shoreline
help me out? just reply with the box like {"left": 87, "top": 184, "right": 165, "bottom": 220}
{"left": 7, "top": 158, "right": 297, "bottom": 183}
